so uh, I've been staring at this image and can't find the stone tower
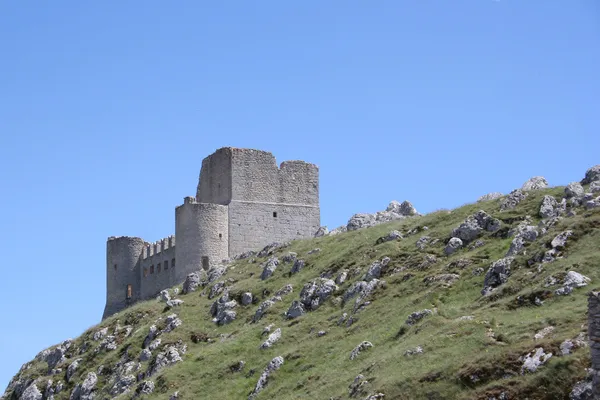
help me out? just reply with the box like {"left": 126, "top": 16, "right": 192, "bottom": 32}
{"left": 102, "top": 147, "right": 320, "bottom": 320}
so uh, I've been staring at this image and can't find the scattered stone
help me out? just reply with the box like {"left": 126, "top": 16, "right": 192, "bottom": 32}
{"left": 376, "top": 230, "right": 403, "bottom": 244}
{"left": 92, "top": 328, "right": 108, "bottom": 341}
{"left": 520, "top": 348, "right": 552, "bottom": 374}
{"left": 329, "top": 225, "right": 348, "bottom": 236}
{"left": 286, "top": 300, "right": 306, "bottom": 319}
{"left": 478, "top": 192, "right": 503, "bottom": 202}
{"left": 555, "top": 271, "right": 591, "bottom": 296}
{"left": 451, "top": 211, "right": 501, "bottom": 243}
{"left": 260, "top": 328, "right": 282, "bottom": 349}
{"left": 522, "top": 176, "right": 548, "bottom": 191}
{"left": 539, "top": 195, "right": 566, "bottom": 219}
{"left": 317, "top": 330, "right": 327, "bottom": 337}
{"left": 230, "top": 361, "right": 246, "bottom": 373}
{"left": 274, "top": 284, "right": 293, "bottom": 297}
{"left": 566, "top": 182, "right": 585, "bottom": 198}
{"left": 241, "top": 292, "right": 253, "bottom": 306}
{"left": 481, "top": 257, "right": 513, "bottom": 295}
{"left": 314, "top": 226, "right": 329, "bottom": 237}
{"left": 560, "top": 333, "right": 588, "bottom": 356}
{"left": 347, "top": 201, "right": 418, "bottom": 231}
{"left": 350, "top": 341, "right": 373, "bottom": 360}
{"left": 164, "top": 314, "right": 182, "bottom": 333}
{"left": 281, "top": 252, "right": 297, "bottom": 263}
{"left": 235, "top": 251, "right": 256, "bottom": 260}
{"left": 159, "top": 290, "right": 171, "bottom": 303}
{"left": 500, "top": 189, "right": 528, "bottom": 211}
{"left": 348, "top": 374, "right": 371, "bottom": 398}
{"left": 166, "top": 299, "right": 184, "bottom": 308}
{"left": 257, "top": 242, "right": 288, "bottom": 258}
{"left": 406, "top": 309, "right": 433, "bottom": 326}
{"left": 70, "top": 372, "right": 97, "bottom": 400}
{"left": 416, "top": 236, "right": 431, "bottom": 250}
{"left": 468, "top": 239, "right": 485, "bottom": 250}
{"left": 335, "top": 270, "right": 349, "bottom": 285}
{"left": 581, "top": 165, "right": 600, "bottom": 185}
{"left": 254, "top": 300, "right": 275, "bottom": 322}
{"left": 364, "top": 260, "right": 384, "bottom": 281}
{"left": 591, "top": 181, "right": 600, "bottom": 193}
{"left": 290, "top": 259, "right": 305, "bottom": 274}
{"left": 347, "top": 213, "right": 377, "bottom": 231}
{"left": 260, "top": 257, "right": 279, "bottom": 280}
{"left": 169, "top": 392, "right": 180, "bottom": 400}
{"left": 534, "top": 326, "right": 554, "bottom": 340}
{"left": 248, "top": 356, "right": 284, "bottom": 400}
{"left": 135, "top": 381, "right": 155, "bottom": 396}
{"left": 585, "top": 196, "right": 600, "bottom": 210}
{"left": 148, "top": 347, "right": 183, "bottom": 377}
{"left": 423, "top": 274, "right": 460, "bottom": 287}
{"left": 298, "top": 278, "right": 338, "bottom": 311}
{"left": 139, "top": 349, "right": 152, "bottom": 362}
{"left": 182, "top": 272, "right": 201, "bottom": 294}
{"left": 444, "top": 237, "right": 463, "bottom": 255}
{"left": 457, "top": 316, "right": 474, "bottom": 321}
{"left": 20, "top": 383, "right": 42, "bottom": 400}
{"left": 210, "top": 293, "right": 237, "bottom": 325}
{"left": 404, "top": 346, "right": 424, "bottom": 356}
{"left": 142, "top": 326, "right": 158, "bottom": 349}
{"left": 307, "top": 248, "right": 321, "bottom": 255}
{"left": 66, "top": 359, "right": 82, "bottom": 383}
{"left": 206, "top": 265, "right": 225, "bottom": 284}
{"left": 552, "top": 230, "right": 573, "bottom": 249}
{"left": 97, "top": 335, "right": 117, "bottom": 352}
{"left": 387, "top": 200, "right": 418, "bottom": 216}
{"left": 570, "top": 376, "right": 593, "bottom": 400}
{"left": 46, "top": 340, "right": 72, "bottom": 370}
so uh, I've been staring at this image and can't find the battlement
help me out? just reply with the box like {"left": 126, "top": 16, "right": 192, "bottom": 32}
{"left": 142, "top": 235, "right": 176, "bottom": 259}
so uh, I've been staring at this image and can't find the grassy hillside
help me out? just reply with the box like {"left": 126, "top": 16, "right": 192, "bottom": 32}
{"left": 4, "top": 183, "right": 600, "bottom": 400}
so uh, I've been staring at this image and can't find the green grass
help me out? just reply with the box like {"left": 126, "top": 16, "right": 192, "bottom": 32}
{"left": 5, "top": 185, "right": 600, "bottom": 400}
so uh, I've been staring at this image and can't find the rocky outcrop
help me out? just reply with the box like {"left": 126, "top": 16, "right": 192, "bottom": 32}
{"left": 581, "top": 165, "right": 600, "bottom": 185}
{"left": 347, "top": 201, "right": 418, "bottom": 231}
{"left": 451, "top": 211, "right": 501, "bottom": 243}
{"left": 314, "top": 227, "right": 329, "bottom": 237}
{"left": 248, "top": 356, "right": 284, "bottom": 400}
{"left": 260, "top": 328, "right": 281, "bottom": 349}
{"left": 500, "top": 189, "right": 528, "bottom": 211}
{"left": 482, "top": 257, "right": 513, "bottom": 295}
{"left": 405, "top": 309, "right": 433, "bottom": 326}
{"left": 257, "top": 242, "right": 288, "bottom": 258}
{"left": 376, "top": 230, "right": 403, "bottom": 244}
{"left": 555, "top": 271, "right": 591, "bottom": 296}
{"left": 520, "top": 348, "right": 552, "bottom": 374}
{"left": 522, "top": 176, "right": 548, "bottom": 191}
{"left": 260, "top": 257, "right": 279, "bottom": 280}
{"left": 350, "top": 341, "right": 373, "bottom": 360}
{"left": 444, "top": 237, "right": 463, "bottom": 255}
{"left": 565, "top": 182, "right": 585, "bottom": 198}
{"left": 297, "top": 278, "right": 337, "bottom": 311}
{"left": 478, "top": 192, "right": 503, "bottom": 202}
{"left": 539, "top": 195, "right": 566, "bottom": 219}
{"left": 210, "top": 292, "right": 237, "bottom": 325}
{"left": 70, "top": 372, "right": 97, "bottom": 400}
{"left": 182, "top": 272, "right": 201, "bottom": 294}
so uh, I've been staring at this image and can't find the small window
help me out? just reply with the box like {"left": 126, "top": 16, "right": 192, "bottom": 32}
{"left": 202, "top": 256, "right": 209, "bottom": 270}
{"left": 126, "top": 284, "right": 132, "bottom": 299}
{"left": 158, "top": 264, "right": 162, "bottom": 273}
{"left": 273, "top": 212, "right": 278, "bottom": 218}
{"left": 172, "top": 258, "right": 176, "bottom": 268}
{"left": 143, "top": 268, "right": 148, "bottom": 277}
{"left": 114, "top": 264, "right": 118, "bottom": 270}
{"left": 164, "top": 260, "right": 168, "bottom": 270}
{"left": 150, "top": 265, "right": 154, "bottom": 274}
{"left": 219, "top": 233, "right": 222, "bottom": 239}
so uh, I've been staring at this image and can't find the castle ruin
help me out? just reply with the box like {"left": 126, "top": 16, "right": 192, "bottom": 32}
{"left": 103, "top": 147, "right": 320, "bottom": 319}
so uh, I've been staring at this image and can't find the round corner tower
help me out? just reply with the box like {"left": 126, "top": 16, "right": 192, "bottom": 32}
{"left": 103, "top": 236, "right": 145, "bottom": 319}
{"left": 175, "top": 197, "right": 229, "bottom": 279}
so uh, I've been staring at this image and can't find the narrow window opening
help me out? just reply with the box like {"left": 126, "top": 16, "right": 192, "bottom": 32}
{"left": 126, "top": 284, "right": 132, "bottom": 299}
{"left": 150, "top": 265, "right": 154, "bottom": 274}
{"left": 219, "top": 233, "right": 222, "bottom": 239}
{"left": 164, "top": 260, "right": 168, "bottom": 270}
{"left": 172, "top": 258, "right": 176, "bottom": 268}
{"left": 273, "top": 212, "right": 278, "bottom": 218}
{"left": 114, "top": 264, "right": 118, "bottom": 270}
{"left": 143, "top": 268, "right": 148, "bottom": 277}
{"left": 202, "top": 256, "right": 209, "bottom": 270}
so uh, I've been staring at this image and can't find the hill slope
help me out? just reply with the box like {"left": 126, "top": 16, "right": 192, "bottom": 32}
{"left": 4, "top": 170, "right": 600, "bottom": 400}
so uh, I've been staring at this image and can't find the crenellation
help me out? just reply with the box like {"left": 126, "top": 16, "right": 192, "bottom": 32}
{"left": 103, "top": 147, "right": 320, "bottom": 320}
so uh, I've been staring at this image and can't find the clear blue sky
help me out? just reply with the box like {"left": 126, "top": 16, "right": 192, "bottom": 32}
{"left": 1, "top": 0, "right": 598, "bottom": 392}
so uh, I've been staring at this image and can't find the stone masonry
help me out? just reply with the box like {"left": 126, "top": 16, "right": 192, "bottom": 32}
{"left": 103, "top": 147, "right": 320, "bottom": 319}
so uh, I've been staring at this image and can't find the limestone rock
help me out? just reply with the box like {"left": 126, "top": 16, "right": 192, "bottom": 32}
{"left": 20, "top": 383, "right": 43, "bottom": 400}
{"left": 404, "top": 346, "right": 424, "bottom": 356}
{"left": 376, "top": 230, "right": 403, "bottom": 244}
{"left": 451, "top": 211, "right": 501, "bottom": 243}
{"left": 534, "top": 326, "right": 554, "bottom": 340}
{"left": 500, "top": 189, "right": 528, "bottom": 211}
{"left": 164, "top": 314, "right": 182, "bottom": 333}
{"left": 290, "top": 259, "right": 305, "bottom": 274}
{"left": 347, "top": 213, "right": 377, "bottom": 231}
{"left": 148, "top": 347, "right": 182, "bottom": 377}
{"left": 166, "top": 299, "right": 184, "bottom": 308}
{"left": 551, "top": 230, "right": 573, "bottom": 249}
{"left": 416, "top": 236, "right": 431, "bottom": 250}
{"left": 159, "top": 290, "right": 171, "bottom": 303}
{"left": 260, "top": 328, "right": 281, "bottom": 349}
{"left": 139, "top": 349, "right": 152, "bottom": 362}
{"left": 70, "top": 372, "right": 97, "bottom": 400}
{"left": 274, "top": 284, "right": 294, "bottom": 297}
{"left": 591, "top": 181, "right": 600, "bottom": 193}
{"left": 387, "top": 200, "right": 418, "bottom": 216}
{"left": 405, "top": 309, "right": 433, "bottom": 326}
{"left": 522, "top": 176, "right": 548, "bottom": 191}
{"left": 66, "top": 359, "right": 82, "bottom": 383}
{"left": 539, "top": 195, "right": 566, "bottom": 219}
{"left": 182, "top": 272, "right": 200, "bottom": 294}
{"left": 329, "top": 225, "right": 348, "bottom": 236}
{"left": 364, "top": 260, "right": 383, "bottom": 281}
{"left": 257, "top": 242, "right": 288, "bottom": 258}
{"left": 307, "top": 248, "right": 321, "bottom": 255}
{"left": 350, "top": 341, "right": 373, "bottom": 360}
{"left": 92, "top": 328, "right": 108, "bottom": 341}
{"left": 260, "top": 257, "right": 279, "bottom": 280}
{"left": 135, "top": 381, "right": 155, "bottom": 396}
{"left": 298, "top": 278, "right": 337, "bottom": 311}
{"left": 581, "top": 165, "right": 600, "bottom": 185}
{"left": 285, "top": 300, "right": 306, "bottom": 319}
{"left": 248, "top": 356, "right": 284, "bottom": 400}
{"left": 210, "top": 293, "right": 237, "bottom": 325}
{"left": 314, "top": 227, "right": 329, "bottom": 237}
{"left": 444, "top": 237, "right": 463, "bottom": 255}
{"left": 208, "top": 282, "right": 225, "bottom": 300}
{"left": 254, "top": 300, "right": 275, "bottom": 322}
{"left": 585, "top": 196, "right": 600, "bottom": 210}
{"left": 478, "top": 192, "right": 503, "bottom": 202}
{"left": 241, "top": 292, "right": 253, "bottom": 306}
{"left": 281, "top": 252, "right": 297, "bottom": 263}
{"left": 555, "top": 271, "right": 591, "bottom": 296}
{"left": 520, "top": 348, "right": 552, "bottom": 374}
{"left": 566, "top": 182, "right": 585, "bottom": 198}
{"left": 482, "top": 257, "right": 513, "bottom": 295}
